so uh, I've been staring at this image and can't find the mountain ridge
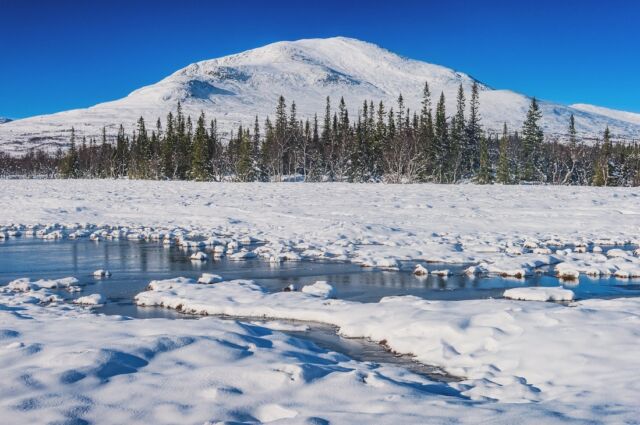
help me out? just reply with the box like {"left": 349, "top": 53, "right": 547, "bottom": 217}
{"left": 1, "top": 36, "right": 638, "bottom": 154}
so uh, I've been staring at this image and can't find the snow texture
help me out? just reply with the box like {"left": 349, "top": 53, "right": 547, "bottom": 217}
{"left": 2, "top": 180, "right": 640, "bottom": 422}
{"left": 133, "top": 276, "right": 640, "bottom": 413}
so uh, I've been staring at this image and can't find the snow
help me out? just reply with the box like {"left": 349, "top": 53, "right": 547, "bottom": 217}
{"left": 413, "top": 264, "right": 429, "bottom": 275}
{"left": 503, "top": 286, "right": 575, "bottom": 302}
{"left": 132, "top": 276, "right": 639, "bottom": 411}
{"left": 73, "top": 293, "right": 106, "bottom": 305}
{"left": 572, "top": 103, "right": 640, "bottom": 125}
{"left": 4, "top": 276, "right": 79, "bottom": 290}
{"left": 189, "top": 251, "right": 208, "bottom": 261}
{"left": 2, "top": 37, "right": 640, "bottom": 154}
{"left": 2, "top": 180, "right": 640, "bottom": 275}
{"left": 197, "top": 273, "right": 223, "bottom": 284}
{"left": 300, "top": 281, "right": 336, "bottom": 298}
{"left": 93, "top": 269, "right": 111, "bottom": 277}
{"left": 2, "top": 180, "right": 640, "bottom": 422}
{"left": 3, "top": 288, "right": 501, "bottom": 425}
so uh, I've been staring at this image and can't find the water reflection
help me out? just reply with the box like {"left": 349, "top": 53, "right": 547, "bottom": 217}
{"left": 1, "top": 238, "right": 639, "bottom": 312}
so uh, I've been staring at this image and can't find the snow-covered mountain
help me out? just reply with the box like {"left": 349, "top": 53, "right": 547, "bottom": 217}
{"left": 1, "top": 37, "right": 639, "bottom": 154}
{"left": 0, "top": 117, "right": 12, "bottom": 124}
{"left": 571, "top": 104, "right": 640, "bottom": 126}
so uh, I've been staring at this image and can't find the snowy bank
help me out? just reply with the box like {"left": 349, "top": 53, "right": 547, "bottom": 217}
{"left": 1, "top": 180, "right": 639, "bottom": 272}
{"left": 135, "top": 277, "right": 640, "bottom": 409}
{"left": 0, "top": 280, "right": 594, "bottom": 425}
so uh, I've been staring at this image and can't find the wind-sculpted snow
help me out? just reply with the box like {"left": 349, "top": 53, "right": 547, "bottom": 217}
{"left": 3, "top": 278, "right": 611, "bottom": 424}
{"left": 133, "top": 276, "right": 640, "bottom": 418}
{"left": 2, "top": 275, "right": 640, "bottom": 423}
{"left": 2, "top": 37, "right": 640, "bottom": 153}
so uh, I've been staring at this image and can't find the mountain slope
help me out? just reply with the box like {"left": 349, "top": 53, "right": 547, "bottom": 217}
{"left": 571, "top": 103, "right": 640, "bottom": 126}
{"left": 1, "top": 37, "right": 639, "bottom": 154}
{"left": 0, "top": 117, "right": 11, "bottom": 124}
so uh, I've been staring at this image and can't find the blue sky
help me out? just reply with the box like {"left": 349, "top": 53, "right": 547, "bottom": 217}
{"left": 1, "top": 0, "right": 639, "bottom": 119}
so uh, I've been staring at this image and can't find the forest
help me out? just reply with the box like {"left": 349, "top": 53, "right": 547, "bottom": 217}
{"left": 2, "top": 82, "right": 639, "bottom": 186}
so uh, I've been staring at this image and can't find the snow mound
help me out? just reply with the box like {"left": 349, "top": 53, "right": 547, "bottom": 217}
{"left": 197, "top": 273, "right": 223, "bottom": 284}
{"left": 503, "top": 287, "right": 574, "bottom": 302}
{"left": 93, "top": 269, "right": 111, "bottom": 277}
{"left": 73, "top": 293, "right": 106, "bottom": 305}
{"left": 190, "top": 251, "right": 208, "bottom": 261}
{"left": 300, "top": 281, "right": 336, "bottom": 298}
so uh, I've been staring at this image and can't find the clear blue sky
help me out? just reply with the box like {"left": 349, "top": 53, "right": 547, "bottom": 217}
{"left": 1, "top": 0, "right": 639, "bottom": 119}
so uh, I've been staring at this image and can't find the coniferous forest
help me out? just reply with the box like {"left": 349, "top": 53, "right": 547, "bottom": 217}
{"left": 2, "top": 82, "right": 639, "bottom": 186}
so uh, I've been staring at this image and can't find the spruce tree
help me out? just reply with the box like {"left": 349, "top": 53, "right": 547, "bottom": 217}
{"left": 191, "top": 112, "right": 210, "bottom": 181}
{"left": 434, "top": 92, "right": 448, "bottom": 183}
{"left": 450, "top": 84, "right": 465, "bottom": 181}
{"left": 236, "top": 127, "right": 252, "bottom": 181}
{"left": 593, "top": 126, "right": 612, "bottom": 186}
{"left": 521, "top": 97, "right": 544, "bottom": 181}
{"left": 466, "top": 81, "right": 482, "bottom": 175}
{"left": 497, "top": 123, "right": 510, "bottom": 184}
{"left": 209, "top": 119, "right": 222, "bottom": 180}
{"left": 419, "top": 82, "right": 434, "bottom": 179}
{"left": 60, "top": 127, "right": 79, "bottom": 178}
{"left": 568, "top": 113, "right": 577, "bottom": 148}
{"left": 161, "top": 112, "right": 175, "bottom": 179}
{"left": 274, "top": 95, "right": 288, "bottom": 179}
{"left": 477, "top": 132, "right": 491, "bottom": 184}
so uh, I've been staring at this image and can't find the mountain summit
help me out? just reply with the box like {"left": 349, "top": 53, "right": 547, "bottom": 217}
{"left": 1, "top": 37, "right": 638, "bottom": 153}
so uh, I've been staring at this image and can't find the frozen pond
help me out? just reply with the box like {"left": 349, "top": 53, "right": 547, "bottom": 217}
{"left": 1, "top": 238, "right": 639, "bottom": 311}
{"left": 1, "top": 237, "right": 639, "bottom": 383}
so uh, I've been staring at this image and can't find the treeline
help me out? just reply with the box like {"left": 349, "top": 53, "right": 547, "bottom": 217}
{"left": 2, "top": 82, "right": 640, "bottom": 186}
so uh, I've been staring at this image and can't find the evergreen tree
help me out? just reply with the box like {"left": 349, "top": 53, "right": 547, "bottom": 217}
{"left": 274, "top": 95, "right": 288, "bottom": 180}
{"left": 593, "top": 126, "right": 612, "bottom": 186}
{"left": 450, "top": 84, "right": 466, "bottom": 181}
{"left": 418, "top": 82, "right": 434, "bottom": 179}
{"left": 465, "top": 81, "right": 482, "bottom": 175}
{"left": 191, "top": 112, "right": 210, "bottom": 181}
{"left": 477, "top": 132, "right": 491, "bottom": 184}
{"left": 209, "top": 119, "right": 223, "bottom": 180}
{"left": 521, "top": 97, "right": 544, "bottom": 181}
{"left": 161, "top": 112, "right": 175, "bottom": 179}
{"left": 434, "top": 92, "right": 448, "bottom": 182}
{"left": 568, "top": 113, "right": 577, "bottom": 148}
{"left": 60, "top": 127, "right": 79, "bottom": 178}
{"left": 236, "top": 127, "right": 253, "bottom": 181}
{"left": 497, "top": 123, "right": 510, "bottom": 184}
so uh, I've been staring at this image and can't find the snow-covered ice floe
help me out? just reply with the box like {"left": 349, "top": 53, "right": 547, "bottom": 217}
{"left": 197, "top": 273, "right": 223, "bottom": 284}
{"left": 93, "top": 269, "right": 111, "bottom": 278}
{"left": 73, "top": 293, "right": 106, "bottom": 305}
{"left": 503, "top": 286, "right": 575, "bottom": 302}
